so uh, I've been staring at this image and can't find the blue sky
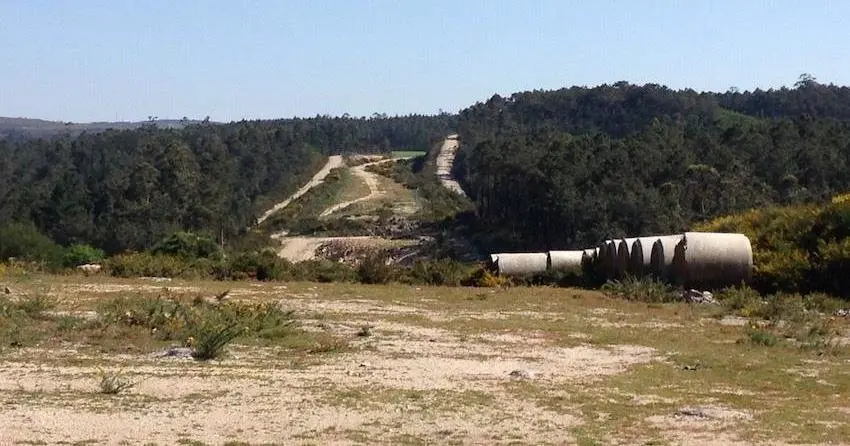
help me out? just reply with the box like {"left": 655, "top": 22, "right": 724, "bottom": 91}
{"left": 1, "top": 0, "right": 848, "bottom": 122}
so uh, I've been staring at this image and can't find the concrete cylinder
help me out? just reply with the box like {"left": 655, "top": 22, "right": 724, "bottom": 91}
{"left": 494, "top": 253, "right": 548, "bottom": 276}
{"left": 547, "top": 250, "right": 584, "bottom": 273}
{"left": 671, "top": 232, "right": 753, "bottom": 289}
{"left": 649, "top": 235, "right": 685, "bottom": 281}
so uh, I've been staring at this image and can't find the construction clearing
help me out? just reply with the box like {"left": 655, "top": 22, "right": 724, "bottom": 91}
{"left": 0, "top": 275, "right": 847, "bottom": 445}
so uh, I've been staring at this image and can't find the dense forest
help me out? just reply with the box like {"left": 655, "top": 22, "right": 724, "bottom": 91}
{"left": 454, "top": 76, "right": 850, "bottom": 251}
{"left": 0, "top": 115, "right": 455, "bottom": 253}
{"left": 5, "top": 75, "right": 850, "bottom": 260}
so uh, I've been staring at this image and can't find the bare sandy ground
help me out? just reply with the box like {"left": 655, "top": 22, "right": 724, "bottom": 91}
{"left": 0, "top": 281, "right": 658, "bottom": 445}
{"left": 256, "top": 155, "right": 344, "bottom": 225}
{"left": 435, "top": 134, "right": 467, "bottom": 197}
{"left": 2, "top": 278, "right": 846, "bottom": 445}
{"left": 274, "top": 235, "right": 382, "bottom": 262}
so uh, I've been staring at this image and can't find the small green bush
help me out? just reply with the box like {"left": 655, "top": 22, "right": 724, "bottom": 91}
{"left": 0, "top": 222, "right": 63, "bottom": 267}
{"left": 15, "top": 294, "right": 58, "bottom": 320}
{"left": 98, "top": 294, "right": 299, "bottom": 359}
{"left": 223, "top": 250, "right": 294, "bottom": 281}
{"left": 292, "top": 259, "right": 357, "bottom": 283}
{"left": 463, "top": 267, "right": 509, "bottom": 287}
{"left": 105, "top": 252, "right": 214, "bottom": 279}
{"left": 696, "top": 197, "right": 850, "bottom": 298}
{"left": 63, "top": 244, "right": 105, "bottom": 267}
{"left": 357, "top": 252, "right": 396, "bottom": 284}
{"left": 745, "top": 327, "right": 779, "bottom": 347}
{"left": 601, "top": 276, "right": 677, "bottom": 303}
{"left": 152, "top": 231, "right": 223, "bottom": 261}
{"left": 802, "top": 292, "right": 846, "bottom": 314}
{"left": 716, "top": 286, "right": 763, "bottom": 317}
{"left": 189, "top": 321, "right": 241, "bottom": 361}
{"left": 400, "top": 259, "right": 474, "bottom": 286}
{"left": 758, "top": 293, "right": 808, "bottom": 323}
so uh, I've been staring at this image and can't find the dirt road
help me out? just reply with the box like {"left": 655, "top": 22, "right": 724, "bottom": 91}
{"left": 435, "top": 134, "right": 467, "bottom": 197}
{"left": 256, "top": 155, "right": 344, "bottom": 225}
{"left": 319, "top": 159, "right": 394, "bottom": 218}
{"left": 274, "top": 235, "right": 379, "bottom": 262}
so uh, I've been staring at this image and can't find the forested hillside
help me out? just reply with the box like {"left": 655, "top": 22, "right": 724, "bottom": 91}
{"left": 6, "top": 76, "right": 850, "bottom": 260}
{"left": 0, "top": 115, "right": 455, "bottom": 254}
{"left": 454, "top": 77, "right": 850, "bottom": 251}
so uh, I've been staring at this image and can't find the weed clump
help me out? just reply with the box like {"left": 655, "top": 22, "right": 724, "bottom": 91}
{"left": 601, "top": 276, "right": 677, "bottom": 303}
{"left": 98, "top": 294, "right": 299, "bottom": 360}
{"left": 97, "top": 368, "right": 140, "bottom": 394}
{"left": 357, "top": 252, "right": 395, "bottom": 284}
{"left": 729, "top": 290, "right": 847, "bottom": 354}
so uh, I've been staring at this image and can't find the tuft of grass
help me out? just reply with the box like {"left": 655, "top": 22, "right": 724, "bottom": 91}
{"left": 601, "top": 276, "right": 678, "bottom": 303}
{"left": 307, "top": 336, "right": 351, "bottom": 354}
{"left": 716, "top": 285, "right": 763, "bottom": 316}
{"left": 189, "top": 321, "right": 241, "bottom": 361}
{"left": 356, "top": 325, "right": 373, "bottom": 337}
{"left": 744, "top": 326, "right": 779, "bottom": 347}
{"left": 14, "top": 294, "right": 58, "bottom": 320}
{"left": 97, "top": 368, "right": 140, "bottom": 395}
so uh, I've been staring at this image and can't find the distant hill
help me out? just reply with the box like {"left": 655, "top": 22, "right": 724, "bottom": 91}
{"left": 0, "top": 117, "right": 208, "bottom": 139}
{"left": 453, "top": 79, "right": 850, "bottom": 252}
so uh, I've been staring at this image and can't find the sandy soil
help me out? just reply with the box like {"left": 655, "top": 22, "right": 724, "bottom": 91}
{"left": 256, "top": 155, "right": 344, "bottom": 224}
{"left": 274, "top": 235, "right": 382, "bottom": 262}
{"left": 0, "top": 281, "right": 659, "bottom": 445}
{"left": 3, "top": 278, "right": 847, "bottom": 445}
{"left": 435, "top": 134, "right": 467, "bottom": 197}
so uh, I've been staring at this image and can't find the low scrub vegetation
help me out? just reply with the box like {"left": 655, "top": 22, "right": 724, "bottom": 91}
{"left": 696, "top": 195, "right": 850, "bottom": 298}
{"left": 367, "top": 157, "right": 473, "bottom": 221}
{"left": 97, "top": 368, "right": 140, "bottom": 395}
{"left": 601, "top": 276, "right": 678, "bottom": 303}
{"left": 715, "top": 285, "right": 847, "bottom": 354}
{"left": 258, "top": 168, "right": 351, "bottom": 233}
{"left": 0, "top": 289, "right": 349, "bottom": 359}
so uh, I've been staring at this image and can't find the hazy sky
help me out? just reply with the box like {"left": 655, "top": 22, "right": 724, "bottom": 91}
{"left": 1, "top": 0, "right": 848, "bottom": 122}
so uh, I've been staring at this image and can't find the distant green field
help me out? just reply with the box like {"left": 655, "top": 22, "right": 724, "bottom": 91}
{"left": 391, "top": 150, "right": 426, "bottom": 159}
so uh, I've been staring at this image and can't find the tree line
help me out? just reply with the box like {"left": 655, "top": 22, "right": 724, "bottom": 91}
{"left": 0, "top": 114, "right": 455, "bottom": 254}
{"left": 454, "top": 77, "right": 850, "bottom": 251}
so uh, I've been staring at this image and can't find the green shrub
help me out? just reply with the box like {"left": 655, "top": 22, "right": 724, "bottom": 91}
{"left": 189, "top": 321, "right": 241, "bottom": 361}
{"left": 752, "top": 248, "right": 811, "bottom": 294}
{"left": 696, "top": 197, "right": 850, "bottom": 298}
{"left": 401, "top": 259, "right": 474, "bottom": 286}
{"left": 758, "top": 293, "right": 808, "bottom": 323}
{"left": 0, "top": 294, "right": 52, "bottom": 347}
{"left": 63, "top": 244, "right": 105, "bottom": 267}
{"left": 15, "top": 294, "right": 58, "bottom": 320}
{"left": 745, "top": 327, "right": 779, "bottom": 347}
{"left": 224, "top": 250, "right": 293, "bottom": 281}
{"left": 810, "top": 238, "right": 850, "bottom": 297}
{"left": 0, "top": 222, "right": 63, "bottom": 267}
{"left": 292, "top": 259, "right": 357, "bottom": 283}
{"left": 601, "top": 276, "right": 677, "bottom": 303}
{"left": 357, "top": 252, "right": 396, "bottom": 284}
{"left": 716, "top": 286, "right": 764, "bottom": 317}
{"left": 98, "top": 295, "right": 299, "bottom": 359}
{"left": 802, "top": 292, "right": 846, "bottom": 314}
{"left": 105, "top": 252, "right": 213, "bottom": 278}
{"left": 463, "top": 267, "right": 509, "bottom": 287}
{"left": 152, "top": 232, "right": 223, "bottom": 260}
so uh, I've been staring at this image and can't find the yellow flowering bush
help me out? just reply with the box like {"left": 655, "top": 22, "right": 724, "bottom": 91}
{"left": 695, "top": 193, "right": 850, "bottom": 297}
